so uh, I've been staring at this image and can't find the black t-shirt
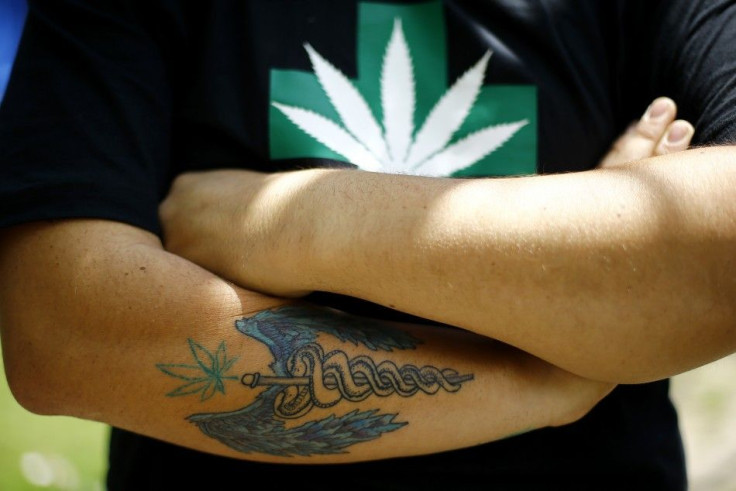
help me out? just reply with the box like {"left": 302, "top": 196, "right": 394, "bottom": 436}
{"left": 2, "top": 1, "right": 735, "bottom": 489}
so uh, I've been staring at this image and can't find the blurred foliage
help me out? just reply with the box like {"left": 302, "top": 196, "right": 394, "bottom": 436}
{"left": 670, "top": 355, "right": 736, "bottom": 491}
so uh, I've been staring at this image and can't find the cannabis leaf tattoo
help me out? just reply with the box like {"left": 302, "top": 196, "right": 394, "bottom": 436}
{"left": 157, "top": 339, "right": 240, "bottom": 401}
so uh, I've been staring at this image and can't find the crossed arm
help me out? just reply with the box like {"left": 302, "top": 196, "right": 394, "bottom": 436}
{"left": 0, "top": 99, "right": 705, "bottom": 463}
{"left": 176, "top": 145, "right": 736, "bottom": 385}
{"left": 161, "top": 99, "right": 736, "bottom": 384}
{"left": 0, "top": 218, "right": 613, "bottom": 464}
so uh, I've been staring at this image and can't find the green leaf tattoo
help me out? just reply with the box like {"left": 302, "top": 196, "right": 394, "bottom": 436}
{"left": 157, "top": 339, "right": 240, "bottom": 401}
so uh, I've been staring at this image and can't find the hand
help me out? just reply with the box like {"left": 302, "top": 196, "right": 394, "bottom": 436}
{"left": 598, "top": 97, "right": 694, "bottom": 168}
{"left": 159, "top": 167, "right": 322, "bottom": 297}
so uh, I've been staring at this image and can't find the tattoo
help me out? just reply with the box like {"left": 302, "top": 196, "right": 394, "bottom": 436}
{"left": 158, "top": 305, "right": 474, "bottom": 456}
{"left": 156, "top": 339, "right": 239, "bottom": 401}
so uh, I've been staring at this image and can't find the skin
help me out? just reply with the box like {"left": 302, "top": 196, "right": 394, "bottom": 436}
{"left": 0, "top": 99, "right": 693, "bottom": 463}
{"left": 0, "top": 219, "right": 611, "bottom": 464}
{"left": 159, "top": 97, "right": 724, "bottom": 385}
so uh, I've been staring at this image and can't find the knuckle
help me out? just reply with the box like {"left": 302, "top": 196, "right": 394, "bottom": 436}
{"left": 634, "top": 122, "right": 663, "bottom": 141}
{"left": 170, "top": 172, "right": 195, "bottom": 191}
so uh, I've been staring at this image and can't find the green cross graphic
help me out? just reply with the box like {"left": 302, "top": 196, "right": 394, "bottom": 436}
{"left": 269, "top": 1, "right": 537, "bottom": 177}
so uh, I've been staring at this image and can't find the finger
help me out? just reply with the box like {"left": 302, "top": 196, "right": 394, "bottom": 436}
{"left": 597, "top": 126, "right": 637, "bottom": 169}
{"left": 655, "top": 120, "right": 695, "bottom": 156}
{"left": 598, "top": 97, "right": 678, "bottom": 168}
{"left": 620, "top": 97, "right": 677, "bottom": 158}
{"left": 635, "top": 97, "right": 677, "bottom": 141}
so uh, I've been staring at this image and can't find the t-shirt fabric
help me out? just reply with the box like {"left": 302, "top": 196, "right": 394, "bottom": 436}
{"left": 1, "top": 1, "right": 735, "bottom": 489}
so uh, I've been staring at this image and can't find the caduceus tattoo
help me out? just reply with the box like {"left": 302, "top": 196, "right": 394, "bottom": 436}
{"left": 157, "top": 306, "right": 474, "bottom": 457}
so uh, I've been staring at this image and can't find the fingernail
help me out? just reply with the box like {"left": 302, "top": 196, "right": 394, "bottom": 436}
{"left": 646, "top": 99, "right": 671, "bottom": 120}
{"left": 666, "top": 122, "right": 691, "bottom": 143}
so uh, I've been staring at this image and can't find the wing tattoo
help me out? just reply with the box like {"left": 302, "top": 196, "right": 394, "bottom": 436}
{"left": 160, "top": 305, "right": 473, "bottom": 457}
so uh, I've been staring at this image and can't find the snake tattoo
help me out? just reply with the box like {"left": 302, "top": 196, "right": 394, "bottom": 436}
{"left": 158, "top": 305, "right": 474, "bottom": 456}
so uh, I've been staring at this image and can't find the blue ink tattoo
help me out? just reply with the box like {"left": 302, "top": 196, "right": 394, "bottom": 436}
{"left": 158, "top": 306, "right": 474, "bottom": 456}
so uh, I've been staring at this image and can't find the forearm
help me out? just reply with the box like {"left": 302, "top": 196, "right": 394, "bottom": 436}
{"left": 160, "top": 99, "right": 720, "bottom": 384}
{"left": 214, "top": 147, "right": 735, "bottom": 384}
{"left": 301, "top": 146, "right": 736, "bottom": 383}
{"left": 0, "top": 220, "right": 607, "bottom": 464}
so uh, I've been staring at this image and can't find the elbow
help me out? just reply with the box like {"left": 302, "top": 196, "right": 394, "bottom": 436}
{"left": 1, "top": 319, "right": 80, "bottom": 418}
{"left": 4, "top": 370, "right": 57, "bottom": 418}
{"left": 3, "top": 348, "right": 58, "bottom": 417}
{"left": 551, "top": 380, "right": 617, "bottom": 428}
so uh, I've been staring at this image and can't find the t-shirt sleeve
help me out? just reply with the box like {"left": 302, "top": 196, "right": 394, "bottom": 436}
{"left": 0, "top": 0, "right": 172, "bottom": 236}
{"left": 644, "top": 0, "right": 736, "bottom": 146}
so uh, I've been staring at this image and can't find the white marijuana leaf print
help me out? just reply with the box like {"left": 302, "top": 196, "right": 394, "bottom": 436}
{"left": 272, "top": 18, "right": 528, "bottom": 177}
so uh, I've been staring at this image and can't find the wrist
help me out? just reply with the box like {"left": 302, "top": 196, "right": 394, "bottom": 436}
{"left": 257, "top": 168, "right": 339, "bottom": 295}
{"left": 303, "top": 170, "right": 430, "bottom": 296}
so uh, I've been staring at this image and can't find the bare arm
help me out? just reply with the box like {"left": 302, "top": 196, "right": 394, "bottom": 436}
{"left": 160, "top": 102, "right": 734, "bottom": 384}
{"left": 0, "top": 219, "right": 611, "bottom": 464}
{"left": 303, "top": 145, "right": 736, "bottom": 384}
